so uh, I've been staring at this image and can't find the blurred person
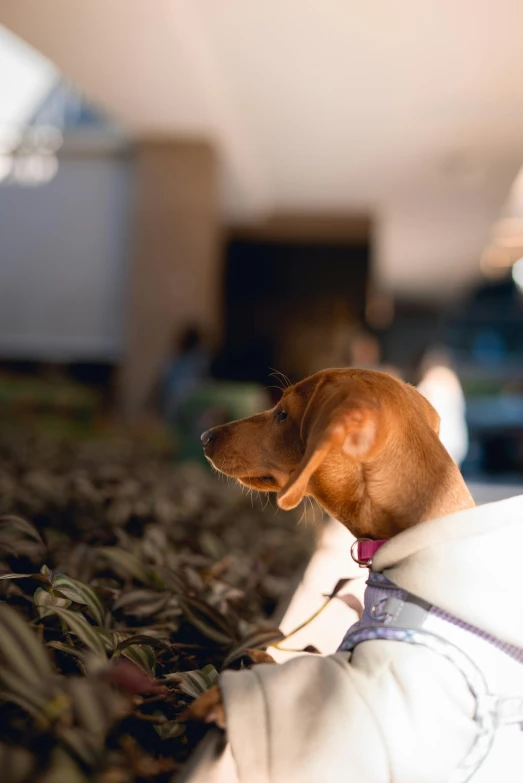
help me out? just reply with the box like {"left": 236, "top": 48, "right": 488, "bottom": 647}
{"left": 349, "top": 328, "right": 381, "bottom": 367}
{"left": 277, "top": 298, "right": 355, "bottom": 380}
{"left": 347, "top": 328, "right": 401, "bottom": 378}
{"left": 416, "top": 346, "right": 468, "bottom": 467}
{"left": 159, "top": 324, "right": 211, "bottom": 426}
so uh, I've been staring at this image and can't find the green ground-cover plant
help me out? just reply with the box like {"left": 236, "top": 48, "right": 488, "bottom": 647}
{"left": 0, "top": 436, "right": 316, "bottom": 782}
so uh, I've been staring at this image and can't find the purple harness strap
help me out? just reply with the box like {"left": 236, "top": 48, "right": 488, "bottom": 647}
{"left": 337, "top": 570, "right": 523, "bottom": 783}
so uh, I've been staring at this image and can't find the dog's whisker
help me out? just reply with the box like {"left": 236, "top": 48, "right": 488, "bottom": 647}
{"left": 307, "top": 496, "right": 316, "bottom": 524}
{"left": 268, "top": 367, "right": 292, "bottom": 389}
{"left": 268, "top": 370, "right": 285, "bottom": 391}
{"left": 297, "top": 502, "right": 306, "bottom": 525}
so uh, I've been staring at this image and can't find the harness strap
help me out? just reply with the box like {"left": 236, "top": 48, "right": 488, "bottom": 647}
{"left": 339, "top": 577, "right": 523, "bottom": 783}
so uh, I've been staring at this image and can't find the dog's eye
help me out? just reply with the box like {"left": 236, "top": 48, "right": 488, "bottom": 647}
{"left": 275, "top": 410, "right": 288, "bottom": 423}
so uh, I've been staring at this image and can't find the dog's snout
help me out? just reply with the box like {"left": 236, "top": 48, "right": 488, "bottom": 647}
{"left": 201, "top": 429, "right": 215, "bottom": 449}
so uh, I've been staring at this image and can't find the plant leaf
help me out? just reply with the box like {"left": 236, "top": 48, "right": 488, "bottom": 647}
{"left": 115, "top": 634, "right": 171, "bottom": 652}
{"left": 43, "top": 607, "right": 107, "bottom": 658}
{"left": 113, "top": 589, "right": 172, "bottom": 618}
{"left": 57, "top": 727, "right": 100, "bottom": 768}
{"left": 103, "top": 658, "right": 163, "bottom": 695}
{"left": 165, "top": 664, "right": 219, "bottom": 698}
{"left": 0, "top": 670, "right": 51, "bottom": 716}
{"left": 95, "top": 628, "right": 121, "bottom": 653}
{"left": 177, "top": 596, "right": 236, "bottom": 645}
{"left": 223, "top": 627, "right": 284, "bottom": 667}
{"left": 34, "top": 587, "right": 72, "bottom": 619}
{"left": 0, "top": 515, "right": 44, "bottom": 544}
{"left": 97, "top": 548, "right": 151, "bottom": 584}
{"left": 47, "top": 641, "right": 88, "bottom": 661}
{"left": 242, "top": 648, "right": 277, "bottom": 664}
{"left": 0, "top": 603, "right": 54, "bottom": 682}
{"left": 52, "top": 574, "right": 105, "bottom": 626}
{"left": 154, "top": 720, "right": 185, "bottom": 740}
{"left": 119, "top": 644, "right": 156, "bottom": 676}
{"left": 0, "top": 572, "right": 50, "bottom": 583}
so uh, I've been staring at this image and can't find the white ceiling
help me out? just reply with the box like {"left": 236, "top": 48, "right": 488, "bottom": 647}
{"left": 2, "top": 0, "right": 523, "bottom": 298}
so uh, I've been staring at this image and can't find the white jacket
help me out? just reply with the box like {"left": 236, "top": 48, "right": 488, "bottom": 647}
{"left": 184, "top": 496, "right": 523, "bottom": 783}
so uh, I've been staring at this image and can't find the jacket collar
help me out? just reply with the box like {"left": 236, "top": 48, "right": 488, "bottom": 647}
{"left": 371, "top": 494, "right": 523, "bottom": 648}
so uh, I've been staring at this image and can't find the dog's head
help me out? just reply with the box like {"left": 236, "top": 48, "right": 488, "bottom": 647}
{"left": 201, "top": 369, "right": 465, "bottom": 538}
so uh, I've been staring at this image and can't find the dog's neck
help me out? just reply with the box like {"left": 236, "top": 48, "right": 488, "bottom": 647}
{"left": 310, "top": 435, "right": 475, "bottom": 540}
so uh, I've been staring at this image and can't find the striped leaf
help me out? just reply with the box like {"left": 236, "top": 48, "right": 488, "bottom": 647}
{"left": 0, "top": 515, "right": 43, "bottom": 544}
{"left": 223, "top": 626, "right": 285, "bottom": 667}
{"left": 177, "top": 596, "right": 236, "bottom": 645}
{"left": 47, "top": 641, "right": 87, "bottom": 661}
{"left": 97, "top": 548, "right": 151, "bottom": 584}
{"left": 44, "top": 607, "right": 107, "bottom": 658}
{"left": 157, "top": 566, "right": 188, "bottom": 594}
{"left": 119, "top": 644, "right": 156, "bottom": 677}
{"left": 67, "top": 678, "right": 115, "bottom": 736}
{"left": 52, "top": 574, "right": 105, "bottom": 626}
{"left": 0, "top": 689, "right": 44, "bottom": 720}
{"left": 115, "top": 634, "right": 171, "bottom": 652}
{"left": 165, "top": 664, "right": 219, "bottom": 698}
{"left": 103, "top": 658, "right": 161, "bottom": 695}
{"left": 34, "top": 587, "right": 72, "bottom": 619}
{"left": 95, "top": 628, "right": 119, "bottom": 652}
{"left": 0, "top": 572, "right": 50, "bottom": 583}
{"left": 0, "top": 603, "right": 53, "bottom": 681}
{"left": 113, "top": 589, "right": 171, "bottom": 618}
{"left": 154, "top": 720, "right": 185, "bottom": 740}
{"left": 57, "top": 727, "right": 100, "bottom": 768}
{"left": 0, "top": 671, "right": 51, "bottom": 716}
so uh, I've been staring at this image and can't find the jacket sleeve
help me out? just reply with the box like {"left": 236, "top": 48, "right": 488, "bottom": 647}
{"left": 220, "top": 652, "right": 388, "bottom": 783}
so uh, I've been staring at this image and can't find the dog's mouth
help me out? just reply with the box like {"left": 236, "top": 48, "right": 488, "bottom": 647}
{"left": 206, "top": 453, "right": 282, "bottom": 491}
{"left": 237, "top": 474, "right": 279, "bottom": 491}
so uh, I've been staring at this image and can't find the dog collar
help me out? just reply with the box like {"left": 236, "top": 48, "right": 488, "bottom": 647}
{"left": 350, "top": 538, "right": 387, "bottom": 567}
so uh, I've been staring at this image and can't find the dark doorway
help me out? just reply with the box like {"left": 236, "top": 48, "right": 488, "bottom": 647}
{"left": 213, "top": 237, "right": 369, "bottom": 385}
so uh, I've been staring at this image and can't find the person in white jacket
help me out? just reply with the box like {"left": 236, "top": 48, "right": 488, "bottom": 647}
{"left": 417, "top": 347, "right": 469, "bottom": 468}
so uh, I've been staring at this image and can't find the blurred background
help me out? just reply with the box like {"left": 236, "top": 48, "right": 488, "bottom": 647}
{"left": 1, "top": 1, "right": 523, "bottom": 491}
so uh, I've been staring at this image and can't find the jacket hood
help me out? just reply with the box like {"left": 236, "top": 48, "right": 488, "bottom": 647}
{"left": 372, "top": 494, "right": 523, "bottom": 648}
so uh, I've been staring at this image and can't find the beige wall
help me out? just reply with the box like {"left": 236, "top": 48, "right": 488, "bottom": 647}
{"left": 121, "top": 139, "right": 220, "bottom": 417}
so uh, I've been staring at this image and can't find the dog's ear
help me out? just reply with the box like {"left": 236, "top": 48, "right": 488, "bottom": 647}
{"left": 277, "top": 377, "right": 380, "bottom": 510}
{"left": 402, "top": 383, "right": 441, "bottom": 435}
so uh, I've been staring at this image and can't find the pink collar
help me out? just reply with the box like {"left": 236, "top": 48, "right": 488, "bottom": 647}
{"left": 350, "top": 538, "right": 387, "bottom": 567}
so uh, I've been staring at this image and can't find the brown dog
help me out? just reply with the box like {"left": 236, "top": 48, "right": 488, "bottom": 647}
{"left": 191, "top": 368, "right": 475, "bottom": 726}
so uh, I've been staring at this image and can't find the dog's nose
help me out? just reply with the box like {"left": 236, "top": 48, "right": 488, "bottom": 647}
{"left": 200, "top": 429, "right": 214, "bottom": 449}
